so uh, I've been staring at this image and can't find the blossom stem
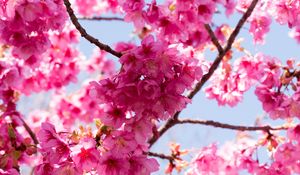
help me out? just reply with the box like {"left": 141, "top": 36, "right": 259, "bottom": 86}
{"left": 147, "top": 151, "right": 174, "bottom": 161}
{"left": 78, "top": 16, "right": 124, "bottom": 21}
{"left": 177, "top": 119, "right": 289, "bottom": 131}
{"left": 18, "top": 116, "right": 39, "bottom": 145}
{"left": 149, "top": 0, "right": 259, "bottom": 147}
{"left": 63, "top": 0, "right": 122, "bottom": 58}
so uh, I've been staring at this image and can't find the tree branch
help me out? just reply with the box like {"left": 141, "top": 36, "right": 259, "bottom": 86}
{"left": 18, "top": 116, "right": 39, "bottom": 145}
{"left": 204, "top": 24, "right": 223, "bottom": 54}
{"left": 78, "top": 16, "right": 124, "bottom": 21}
{"left": 148, "top": 115, "right": 178, "bottom": 147}
{"left": 63, "top": 0, "right": 122, "bottom": 58}
{"left": 188, "top": 0, "right": 258, "bottom": 99}
{"left": 177, "top": 119, "right": 289, "bottom": 131}
{"left": 147, "top": 151, "right": 174, "bottom": 161}
{"left": 148, "top": 0, "right": 259, "bottom": 147}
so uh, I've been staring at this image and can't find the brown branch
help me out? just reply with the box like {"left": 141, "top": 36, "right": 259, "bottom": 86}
{"left": 78, "top": 16, "right": 124, "bottom": 21}
{"left": 63, "top": 0, "right": 122, "bottom": 58}
{"left": 147, "top": 151, "right": 174, "bottom": 161}
{"left": 204, "top": 24, "right": 223, "bottom": 54}
{"left": 188, "top": 0, "right": 258, "bottom": 99}
{"left": 177, "top": 119, "right": 289, "bottom": 131}
{"left": 148, "top": 0, "right": 259, "bottom": 147}
{"left": 148, "top": 115, "right": 178, "bottom": 147}
{"left": 18, "top": 116, "right": 39, "bottom": 145}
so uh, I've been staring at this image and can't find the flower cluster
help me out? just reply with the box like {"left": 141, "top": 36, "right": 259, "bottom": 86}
{"left": 205, "top": 53, "right": 264, "bottom": 107}
{"left": 0, "top": 92, "right": 37, "bottom": 174}
{"left": 85, "top": 48, "right": 116, "bottom": 77}
{"left": 119, "top": 0, "right": 237, "bottom": 47}
{"left": 49, "top": 84, "right": 106, "bottom": 127}
{"left": 205, "top": 53, "right": 300, "bottom": 120}
{"left": 0, "top": 0, "right": 67, "bottom": 66}
{"left": 187, "top": 124, "right": 300, "bottom": 175}
{"left": 74, "top": 0, "right": 119, "bottom": 17}
{"left": 255, "top": 57, "right": 300, "bottom": 120}
{"left": 0, "top": 23, "right": 81, "bottom": 96}
{"left": 89, "top": 35, "right": 202, "bottom": 174}
{"left": 34, "top": 120, "right": 159, "bottom": 175}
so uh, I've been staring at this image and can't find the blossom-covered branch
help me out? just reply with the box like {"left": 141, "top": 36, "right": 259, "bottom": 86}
{"left": 63, "top": 0, "right": 122, "bottom": 58}
{"left": 149, "top": 0, "right": 259, "bottom": 147}
{"left": 78, "top": 16, "right": 124, "bottom": 21}
{"left": 188, "top": 0, "right": 259, "bottom": 99}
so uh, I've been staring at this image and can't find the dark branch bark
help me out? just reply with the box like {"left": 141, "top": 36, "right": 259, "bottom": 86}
{"left": 63, "top": 0, "right": 122, "bottom": 58}
{"left": 147, "top": 151, "right": 174, "bottom": 161}
{"left": 78, "top": 16, "right": 124, "bottom": 21}
{"left": 204, "top": 24, "right": 223, "bottom": 54}
{"left": 18, "top": 116, "right": 39, "bottom": 145}
{"left": 149, "top": 0, "right": 259, "bottom": 147}
{"left": 177, "top": 119, "right": 289, "bottom": 131}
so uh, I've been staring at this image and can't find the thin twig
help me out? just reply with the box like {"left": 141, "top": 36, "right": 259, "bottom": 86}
{"left": 177, "top": 119, "right": 289, "bottom": 131}
{"left": 18, "top": 116, "right": 39, "bottom": 145}
{"left": 148, "top": 114, "right": 178, "bottom": 146}
{"left": 147, "top": 151, "right": 174, "bottom": 161}
{"left": 204, "top": 24, "right": 223, "bottom": 54}
{"left": 148, "top": 0, "right": 259, "bottom": 147}
{"left": 63, "top": 0, "right": 122, "bottom": 58}
{"left": 78, "top": 16, "right": 124, "bottom": 21}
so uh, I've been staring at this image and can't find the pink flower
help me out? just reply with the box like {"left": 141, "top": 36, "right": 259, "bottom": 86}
{"left": 195, "top": 0, "right": 216, "bottom": 23}
{"left": 121, "top": 0, "right": 145, "bottom": 28}
{"left": 101, "top": 105, "right": 127, "bottom": 129}
{"left": 219, "top": 0, "right": 236, "bottom": 17}
{"left": 137, "top": 79, "right": 160, "bottom": 100}
{"left": 144, "top": 1, "right": 160, "bottom": 23}
{"left": 0, "top": 168, "right": 19, "bottom": 175}
{"left": 274, "top": 142, "right": 299, "bottom": 165}
{"left": 249, "top": 13, "right": 272, "bottom": 44}
{"left": 274, "top": 0, "right": 300, "bottom": 28}
{"left": 255, "top": 86, "right": 290, "bottom": 119}
{"left": 289, "top": 26, "right": 300, "bottom": 44}
{"left": 37, "top": 122, "right": 62, "bottom": 150}
{"left": 37, "top": 122, "right": 70, "bottom": 164}
{"left": 16, "top": 1, "right": 43, "bottom": 22}
{"left": 290, "top": 90, "right": 300, "bottom": 118}
{"left": 126, "top": 118, "right": 153, "bottom": 144}
{"left": 205, "top": 61, "right": 252, "bottom": 107}
{"left": 157, "top": 17, "right": 182, "bottom": 38}
{"left": 34, "top": 163, "right": 54, "bottom": 175}
{"left": 74, "top": 0, "right": 98, "bottom": 17}
{"left": 53, "top": 162, "right": 81, "bottom": 175}
{"left": 128, "top": 155, "right": 159, "bottom": 175}
{"left": 135, "top": 35, "right": 162, "bottom": 59}
{"left": 102, "top": 131, "right": 138, "bottom": 156}
{"left": 71, "top": 137, "right": 100, "bottom": 172}
{"left": 97, "top": 153, "right": 130, "bottom": 175}
{"left": 86, "top": 49, "right": 115, "bottom": 76}
{"left": 287, "top": 125, "right": 300, "bottom": 141}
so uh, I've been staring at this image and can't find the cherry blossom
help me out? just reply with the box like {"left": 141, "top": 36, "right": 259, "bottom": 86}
{"left": 1, "top": 0, "right": 300, "bottom": 174}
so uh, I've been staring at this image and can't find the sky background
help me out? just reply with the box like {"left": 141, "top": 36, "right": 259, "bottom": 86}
{"left": 18, "top": 2, "right": 300, "bottom": 175}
